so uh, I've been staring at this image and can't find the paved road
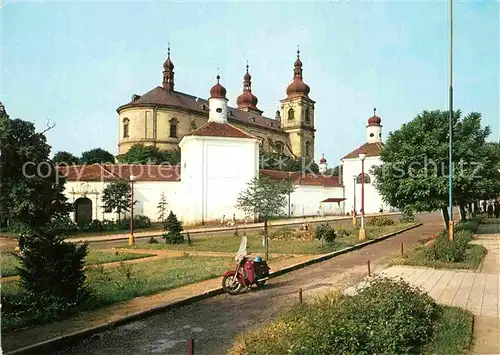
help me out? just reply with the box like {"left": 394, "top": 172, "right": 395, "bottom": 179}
{"left": 55, "top": 213, "right": 443, "bottom": 355}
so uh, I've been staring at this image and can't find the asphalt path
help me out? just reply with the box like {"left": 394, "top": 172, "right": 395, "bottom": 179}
{"left": 53, "top": 212, "right": 443, "bottom": 355}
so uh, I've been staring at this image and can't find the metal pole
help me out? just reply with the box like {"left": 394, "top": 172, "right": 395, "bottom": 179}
{"left": 448, "top": 0, "right": 454, "bottom": 241}
{"left": 188, "top": 338, "right": 194, "bottom": 355}
{"left": 352, "top": 176, "right": 357, "bottom": 226}
{"left": 361, "top": 159, "right": 365, "bottom": 230}
{"left": 129, "top": 178, "right": 135, "bottom": 246}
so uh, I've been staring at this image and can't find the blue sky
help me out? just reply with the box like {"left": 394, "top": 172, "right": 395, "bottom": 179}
{"left": 2, "top": 1, "right": 499, "bottom": 165}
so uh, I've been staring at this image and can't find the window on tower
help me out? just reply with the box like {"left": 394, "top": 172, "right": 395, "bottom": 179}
{"left": 169, "top": 118, "right": 178, "bottom": 138}
{"left": 123, "top": 118, "right": 129, "bottom": 138}
{"left": 305, "top": 107, "right": 310, "bottom": 123}
{"left": 370, "top": 133, "right": 374, "bottom": 137}
{"left": 356, "top": 173, "right": 371, "bottom": 184}
{"left": 288, "top": 108, "right": 294, "bottom": 120}
{"left": 305, "top": 141, "right": 310, "bottom": 157}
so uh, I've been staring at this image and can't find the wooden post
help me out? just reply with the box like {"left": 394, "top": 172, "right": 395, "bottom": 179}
{"left": 188, "top": 338, "right": 194, "bottom": 355}
{"left": 367, "top": 260, "right": 371, "bottom": 277}
{"left": 400, "top": 243, "right": 404, "bottom": 257}
{"left": 298, "top": 288, "right": 303, "bottom": 303}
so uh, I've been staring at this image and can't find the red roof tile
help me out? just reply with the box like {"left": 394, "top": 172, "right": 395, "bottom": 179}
{"left": 59, "top": 164, "right": 181, "bottom": 182}
{"left": 343, "top": 142, "right": 383, "bottom": 159}
{"left": 185, "top": 121, "right": 255, "bottom": 139}
{"left": 260, "top": 169, "right": 342, "bottom": 187}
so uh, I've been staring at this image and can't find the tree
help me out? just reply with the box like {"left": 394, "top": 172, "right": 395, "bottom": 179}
{"left": 101, "top": 180, "right": 131, "bottom": 221}
{"left": 0, "top": 103, "right": 88, "bottom": 313}
{"left": 157, "top": 192, "right": 168, "bottom": 222}
{"left": 119, "top": 143, "right": 167, "bottom": 164}
{"left": 372, "top": 110, "right": 499, "bottom": 228}
{"left": 80, "top": 148, "right": 115, "bottom": 164}
{"left": 0, "top": 107, "right": 71, "bottom": 230}
{"left": 236, "top": 175, "right": 295, "bottom": 260}
{"left": 53, "top": 151, "right": 80, "bottom": 165}
{"left": 259, "top": 151, "right": 319, "bottom": 173}
{"left": 162, "top": 211, "right": 184, "bottom": 244}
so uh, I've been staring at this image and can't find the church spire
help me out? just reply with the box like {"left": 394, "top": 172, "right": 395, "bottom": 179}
{"left": 162, "top": 43, "right": 175, "bottom": 91}
{"left": 236, "top": 61, "right": 261, "bottom": 114}
{"left": 286, "top": 46, "right": 310, "bottom": 98}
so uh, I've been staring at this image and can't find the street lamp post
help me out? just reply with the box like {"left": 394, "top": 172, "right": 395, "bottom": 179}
{"left": 359, "top": 153, "right": 367, "bottom": 240}
{"left": 352, "top": 175, "right": 357, "bottom": 226}
{"left": 129, "top": 175, "right": 136, "bottom": 246}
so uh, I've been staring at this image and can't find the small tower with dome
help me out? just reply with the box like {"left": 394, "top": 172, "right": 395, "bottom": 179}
{"left": 280, "top": 47, "right": 316, "bottom": 160}
{"left": 319, "top": 154, "right": 328, "bottom": 174}
{"left": 366, "top": 108, "right": 382, "bottom": 143}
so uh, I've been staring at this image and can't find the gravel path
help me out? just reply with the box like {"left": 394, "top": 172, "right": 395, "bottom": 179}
{"left": 51, "top": 213, "right": 442, "bottom": 355}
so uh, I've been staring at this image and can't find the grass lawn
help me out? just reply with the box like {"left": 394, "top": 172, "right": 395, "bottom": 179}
{"left": 1, "top": 255, "right": 233, "bottom": 332}
{"left": 423, "top": 305, "right": 474, "bottom": 354}
{"left": 0, "top": 251, "right": 154, "bottom": 277}
{"left": 392, "top": 243, "right": 487, "bottom": 270}
{"left": 130, "top": 222, "right": 415, "bottom": 255}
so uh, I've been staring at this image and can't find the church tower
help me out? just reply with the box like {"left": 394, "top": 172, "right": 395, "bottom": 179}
{"left": 366, "top": 108, "right": 382, "bottom": 143}
{"left": 162, "top": 45, "right": 175, "bottom": 91}
{"left": 280, "top": 48, "right": 316, "bottom": 160}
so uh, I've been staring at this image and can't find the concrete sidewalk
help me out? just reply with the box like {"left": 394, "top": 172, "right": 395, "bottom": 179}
{"left": 67, "top": 212, "right": 400, "bottom": 243}
{"left": 344, "top": 235, "right": 500, "bottom": 354}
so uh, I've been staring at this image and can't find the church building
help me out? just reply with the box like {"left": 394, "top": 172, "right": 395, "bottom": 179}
{"left": 116, "top": 47, "right": 316, "bottom": 161}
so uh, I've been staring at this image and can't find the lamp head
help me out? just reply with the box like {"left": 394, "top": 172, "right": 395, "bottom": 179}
{"left": 130, "top": 175, "right": 137, "bottom": 182}
{"left": 359, "top": 153, "right": 366, "bottom": 161}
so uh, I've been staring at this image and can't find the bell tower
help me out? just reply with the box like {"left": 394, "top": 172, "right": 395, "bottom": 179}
{"left": 280, "top": 47, "right": 315, "bottom": 160}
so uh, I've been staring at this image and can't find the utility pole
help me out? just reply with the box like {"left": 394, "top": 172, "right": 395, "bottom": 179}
{"left": 448, "top": 0, "right": 454, "bottom": 241}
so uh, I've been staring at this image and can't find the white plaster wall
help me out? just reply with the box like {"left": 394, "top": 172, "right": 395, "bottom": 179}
{"left": 281, "top": 185, "right": 345, "bottom": 217}
{"left": 64, "top": 180, "right": 182, "bottom": 222}
{"left": 180, "top": 135, "right": 259, "bottom": 226}
{"left": 342, "top": 156, "right": 392, "bottom": 215}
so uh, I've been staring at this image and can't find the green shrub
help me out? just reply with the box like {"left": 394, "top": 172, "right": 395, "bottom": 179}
{"left": 231, "top": 277, "right": 439, "bottom": 355}
{"left": 314, "top": 223, "right": 337, "bottom": 243}
{"left": 133, "top": 215, "right": 152, "bottom": 229}
{"left": 368, "top": 216, "right": 395, "bottom": 226}
{"left": 400, "top": 211, "right": 416, "bottom": 223}
{"left": 456, "top": 220, "right": 479, "bottom": 234}
{"left": 271, "top": 227, "right": 296, "bottom": 240}
{"left": 102, "top": 219, "right": 118, "bottom": 232}
{"left": 50, "top": 214, "right": 78, "bottom": 235}
{"left": 335, "top": 225, "right": 351, "bottom": 237}
{"left": 424, "top": 230, "right": 472, "bottom": 262}
{"left": 16, "top": 229, "right": 89, "bottom": 309}
{"left": 162, "top": 212, "right": 184, "bottom": 244}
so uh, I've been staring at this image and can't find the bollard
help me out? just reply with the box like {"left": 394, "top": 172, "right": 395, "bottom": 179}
{"left": 298, "top": 288, "right": 303, "bottom": 304}
{"left": 188, "top": 338, "right": 194, "bottom": 355}
{"left": 367, "top": 260, "right": 371, "bottom": 277}
{"left": 400, "top": 242, "right": 404, "bottom": 257}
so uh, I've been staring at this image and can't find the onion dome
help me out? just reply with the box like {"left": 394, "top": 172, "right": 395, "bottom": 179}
{"left": 237, "top": 63, "right": 259, "bottom": 110}
{"left": 163, "top": 45, "right": 174, "bottom": 70}
{"left": 210, "top": 75, "right": 227, "bottom": 99}
{"left": 286, "top": 47, "right": 311, "bottom": 98}
{"left": 319, "top": 153, "right": 327, "bottom": 164}
{"left": 367, "top": 108, "right": 382, "bottom": 126}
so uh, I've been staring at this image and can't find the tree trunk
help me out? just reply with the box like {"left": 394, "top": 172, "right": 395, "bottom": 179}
{"left": 459, "top": 203, "right": 467, "bottom": 222}
{"left": 441, "top": 207, "right": 450, "bottom": 230}
{"left": 264, "top": 217, "right": 269, "bottom": 261}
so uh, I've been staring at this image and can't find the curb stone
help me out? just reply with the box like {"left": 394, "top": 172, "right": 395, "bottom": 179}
{"left": 4, "top": 222, "right": 421, "bottom": 355}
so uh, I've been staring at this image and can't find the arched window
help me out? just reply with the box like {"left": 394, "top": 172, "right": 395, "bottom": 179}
{"left": 123, "top": 118, "right": 129, "bottom": 138}
{"left": 356, "top": 173, "right": 371, "bottom": 184}
{"left": 169, "top": 118, "right": 178, "bottom": 138}
{"left": 305, "top": 107, "right": 310, "bottom": 123}
{"left": 305, "top": 141, "right": 310, "bottom": 157}
{"left": 288, "top": 108, "right": 294, "bottom": 121}
{"left": 274, "top": 141, "right": 284, "bottom": 155}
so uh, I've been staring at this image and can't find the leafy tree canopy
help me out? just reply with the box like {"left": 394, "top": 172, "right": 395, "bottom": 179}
{"left": 259, "top": 151, "right": 319, "bottom": 174}
{"left": 53, "top": 151, "right": 80, "bottom": 165}
{"left": 372, "top": 110, "right": 500, "bottom": 226}
{"left": 80, "top": 148, "right": 115, "bottom": 164}
{"left": 0, "top": 107, "right": 71, "bottom": 229}
{"left": 101, "top": 180, "right": 131, "bottom": 221}
{"left": 118, "top": 143, "right": 180, "bottom": 165}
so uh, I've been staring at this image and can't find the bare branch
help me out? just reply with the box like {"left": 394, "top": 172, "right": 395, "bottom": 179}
{"left": 40, "top": 118, "right": 56, "bottom": 135}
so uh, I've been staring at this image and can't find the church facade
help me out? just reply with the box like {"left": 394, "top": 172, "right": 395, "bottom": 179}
{"left": 116, "top": 48, "right": 316, "bottom": 161}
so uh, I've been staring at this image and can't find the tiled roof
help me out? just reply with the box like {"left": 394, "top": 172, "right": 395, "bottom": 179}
{"left": 321, "top": 198, "right": 346, "bottom": 203}
{"left": 343, "top": 142, "right": 384, "bottom": 159}
{"left": 260, "top": 169, "right": 342, "bottom": 187}
{"left": 118, "top": 87, "right": 282, "bottom": 132}
{"left": 185, "top": 121, "right": 255, "bottom": 139}
{"left": 59, "top": 164, "right": 181, "bottom": 182}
